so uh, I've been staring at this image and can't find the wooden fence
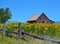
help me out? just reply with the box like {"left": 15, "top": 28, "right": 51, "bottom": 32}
{"left": 1, "top": 22, "right": 60, "bottom": 44}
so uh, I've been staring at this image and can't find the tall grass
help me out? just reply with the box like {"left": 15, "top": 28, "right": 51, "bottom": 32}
{"left": 0, "top": 22, "right": 60, "bottom": 39}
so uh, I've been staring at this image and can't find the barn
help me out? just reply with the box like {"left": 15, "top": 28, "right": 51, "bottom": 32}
{"left": 27, "top": 13, "right": 55, "bottom": 23}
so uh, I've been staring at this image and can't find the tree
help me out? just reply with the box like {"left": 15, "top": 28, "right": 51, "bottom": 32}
{"left": 0, "top": 8, "right": 12, "bottom": 38}
{"left": 0, "top": 8, "right": 12, "bottom": 23}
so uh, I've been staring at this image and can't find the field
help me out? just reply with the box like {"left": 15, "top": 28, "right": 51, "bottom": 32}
{"left": 0, "top": 22, "right": 60, "bottom": 44}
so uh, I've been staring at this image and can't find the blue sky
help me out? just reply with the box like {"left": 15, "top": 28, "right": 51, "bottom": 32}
{"left": 0, "top": 0, "right": 60, "bottom": 22}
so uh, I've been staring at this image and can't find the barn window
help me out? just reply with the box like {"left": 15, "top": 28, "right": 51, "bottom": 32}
{"left": 42, "top": 21, "right": 45, "bottom": 23}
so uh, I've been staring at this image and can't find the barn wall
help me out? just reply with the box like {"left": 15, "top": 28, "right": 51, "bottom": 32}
{"left": 36, "top": 14, "right": 53, "bottom": 23}
{"left": 27, "top": 21, "right": 36, "bottom": 23}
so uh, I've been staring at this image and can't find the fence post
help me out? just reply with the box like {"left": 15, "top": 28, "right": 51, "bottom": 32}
{"left": 18, "top": 22, "right": 22, "bottom": 44}
{"left": 2, "top": 23, "right": 6, "bottom": 39}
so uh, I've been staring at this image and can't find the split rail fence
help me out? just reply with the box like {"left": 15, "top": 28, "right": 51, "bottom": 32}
{"left": 0, "top": 22, "right": 60, "bottom": 44}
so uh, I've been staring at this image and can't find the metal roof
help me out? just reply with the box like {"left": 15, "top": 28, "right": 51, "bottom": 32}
{"left": 28, "top": 14, "right": 40, "bottom": 21}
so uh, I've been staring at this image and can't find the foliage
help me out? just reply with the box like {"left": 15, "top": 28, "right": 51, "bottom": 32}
{"left": 0, "top": 22, "right": 60, "bottom": 44}
{"left": 0, "top": 22, "right": 60, "bottom": 39}
{"left": 0, "top": 8, "right": 12, "bottom": 23}
{"left": 21, "top": 23, "right": 60, "bottom": 39}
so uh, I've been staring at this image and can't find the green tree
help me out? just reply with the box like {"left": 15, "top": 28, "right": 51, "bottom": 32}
{"left": 0, "top": 8, "right": 12, "bottom": 38}
{"left": 0, "top": 8, "right": 12, "bottom": 23}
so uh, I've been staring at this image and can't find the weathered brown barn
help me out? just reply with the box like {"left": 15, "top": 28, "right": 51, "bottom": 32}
{"left": 27, "top": 13, "right": 55, "bottom": 23}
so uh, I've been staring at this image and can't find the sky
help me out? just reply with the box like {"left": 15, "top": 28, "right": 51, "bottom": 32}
{"left": 0, "top": 0, "right": 60, "bottom": 22}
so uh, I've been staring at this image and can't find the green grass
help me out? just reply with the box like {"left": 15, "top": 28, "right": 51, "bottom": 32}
{"left": 0, "top": 33, "right": 57, "bottom": 44}
{"left": 0, "top": 36, "right": 28, "bottom": 44}
{"left": 0, "top": 32, "right": 58, "bottom": 44}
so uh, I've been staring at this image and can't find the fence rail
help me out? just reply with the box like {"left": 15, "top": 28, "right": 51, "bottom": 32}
{"left": 5, "top": 30, "right": 60, "bottom": 44}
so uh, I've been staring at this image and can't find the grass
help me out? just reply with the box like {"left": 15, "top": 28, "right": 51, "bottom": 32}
{"left": 0, "top": 32, "right": 59, "bottom": 44}
{"left": 0, "top": 32, "right": 58, "bottom": 44}
{"left": 0, "top": 36, "right": 56, "bottom": 44}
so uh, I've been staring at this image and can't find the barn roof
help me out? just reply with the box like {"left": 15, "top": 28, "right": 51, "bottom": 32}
{"left": 28, "top": 14, "right": 40, "bottom": 21}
